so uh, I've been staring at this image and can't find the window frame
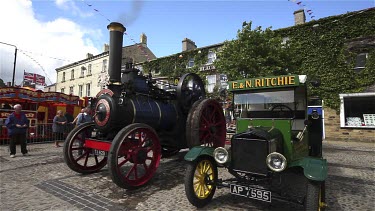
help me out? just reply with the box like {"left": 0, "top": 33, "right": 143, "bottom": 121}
{"left": 339, "top": 92, "right": 375, "bottom": 129}
{"left": 353, "top": 52, "right": 368, "bottom": 72}
{"left": 102, "top": 59, "right": 108, "bottom": 72}
{"left": 86, "top": 83, "right": 91, "bottom": 97}
{"left": 87, "top": 64, "right": 92, "bottom": 75}
{"left": 207, "top": 51, "right": 216, "bottom": 64}
{"left": 78, "top": 85, "right": 83, "bottom": 97}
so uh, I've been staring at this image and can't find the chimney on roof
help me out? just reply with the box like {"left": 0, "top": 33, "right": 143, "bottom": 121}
{"left": 86, "top": 53, "right": 93, "bottom": 58}
{"left": 140, "top": 33, "right": 147, "bottom": 46}
{"left": 182, "top": 38, "right": 197, "bottom": 52}
{"left": 294, "top": 9, "right": 306, "bottom": 25}
{"left": 103, "top": 44, "right": 109, "bottom": 52}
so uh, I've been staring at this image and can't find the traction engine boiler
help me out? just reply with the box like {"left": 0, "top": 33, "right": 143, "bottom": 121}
{"left": 63, "top": 22, "right": 226, "bottom": 189}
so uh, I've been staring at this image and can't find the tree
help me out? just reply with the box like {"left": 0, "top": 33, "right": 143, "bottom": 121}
{"left": 215, "top": 21, "right": 301, "bottom": 80}
{"left": 0, "top": 78, "right": 5, "bottom": 87}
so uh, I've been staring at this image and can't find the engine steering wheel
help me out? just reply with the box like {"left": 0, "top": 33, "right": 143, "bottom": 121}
{"left": 270, "top": 104, "right": 295, "bottom": 119}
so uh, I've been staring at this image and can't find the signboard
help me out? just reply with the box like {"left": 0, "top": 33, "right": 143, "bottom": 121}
{"left": 0, "top": 87, "right": 82, "bottom": 105}
{"left": 228, "top": 75, "right": 300, "bottom": 91}
{"left": 0, "top": 111, "right": 37, "bottom": 119}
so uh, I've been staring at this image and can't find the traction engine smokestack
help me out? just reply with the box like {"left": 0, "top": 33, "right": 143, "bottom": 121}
{"left": 107, "top": 22, "right": 126, "bottom": 87}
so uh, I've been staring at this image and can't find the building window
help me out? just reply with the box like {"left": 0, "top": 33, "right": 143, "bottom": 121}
{"left": 207, "top": 51, "right": 216, "bottom": 64}
{"left": 340, "top": 93, "right": 375, "bottom": 128}
{"left": 61, "top": 88, "right": 64, "bottom": 93}
{"left": 71, "top": 69, "right": 74, "bottom": 80}
{"left": 69, "top": 86, "right": 74, "bottom": 95}
{"left": 282, "top": 37, "right": 290, "bottom": 47}
{"left": 80, "top": 67, "right": 85, "bottom": 78}
{"left": 102, "top": 59, "right": 107, "bottom": 72}
{"left": 206, "top": 75, "right": 217, "bottom": 93}
{"left": 187, "top": 58, "right": 195, "bottom": 68}
{"left": 86, "top": 83, "right": 91, "bottom": 97}
{"left": 88, "top": 64, "right": 92, "bottom": 75}
{"left": 78, "top": 85, "right": 83, "bottom": 97}
{"left": 62, "top": 72, "right": 65, "bottom": 82}
{"left": 354, "top": 53, "right": 368, "bottom": 72}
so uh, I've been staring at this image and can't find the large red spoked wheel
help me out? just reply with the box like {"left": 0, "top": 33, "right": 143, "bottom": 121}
{"left": 108, "top": 123, "right": 161, "bottom": 189}
{"left": 186, "top": 99, "right": 226, "bottom": 148}
{"left": 63, "top": 122, "right": 108, "bottom": 174}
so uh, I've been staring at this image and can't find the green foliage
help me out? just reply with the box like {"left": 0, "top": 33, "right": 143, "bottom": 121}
{"left": 275, "top": 9, "right": 375, "bottom": 110}
{"left": 142, "top": 48, "right": 213, "bottom": 83}
{"left": 215, "top": 21, "right": 301, "bottom": 80}
{"left": 0, "top": 78, "right": 5, "bottom": 87}
{"left": 140, "top": 9, "right": 375, "bottom": 111}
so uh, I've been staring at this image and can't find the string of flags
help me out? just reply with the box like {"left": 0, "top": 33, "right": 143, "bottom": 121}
{"left": 19, "top": 49, "right": 74, "bottom": 62}
{"left": 80, "top": 0, "right": 152, "bottom": 62}
{"left": 288, "top": 0, "right": 316, "bottom": 19}
{"left": 19, "top": 50, "right": 53, "bottom": 85}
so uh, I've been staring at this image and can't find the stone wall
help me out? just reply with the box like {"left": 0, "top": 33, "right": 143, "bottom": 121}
{"left": 324, "top": 107, "right": 375, "bottom": 142}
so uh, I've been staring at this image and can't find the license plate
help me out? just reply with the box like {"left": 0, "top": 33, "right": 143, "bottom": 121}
{"left": 230, "top": 184, "right": 271, "bottom": 202}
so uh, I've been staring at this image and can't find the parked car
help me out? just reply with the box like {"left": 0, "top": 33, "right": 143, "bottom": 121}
{"left": 184, "top": 75, "right": 327, "bottom": 210}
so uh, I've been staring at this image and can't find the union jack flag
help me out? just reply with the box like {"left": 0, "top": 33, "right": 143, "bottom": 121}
{"left": 23, "top": 71, "right": 46, "bottom": 86}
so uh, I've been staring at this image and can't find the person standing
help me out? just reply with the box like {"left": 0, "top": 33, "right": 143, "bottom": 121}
{"left": 76, "top": 107, "right": 93, "bottom": 155}
{"left": 5, "top": 104, "right": 29, "bottom": 158}
{"left": 52, "top": 110, "right": 67, "bottom": 147}
{"left": 77, "top": 108, "right": 93, "bottom": 125}
{"left": 72, "top": 108, "right": 85, "bottom": 126}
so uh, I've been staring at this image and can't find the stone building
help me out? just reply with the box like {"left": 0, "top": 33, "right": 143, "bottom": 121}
{"left": 55, "top": 33, "right": 156, "bottom": 98}
{"left": 138, "top": 8, "right": 375, "bottom": 142}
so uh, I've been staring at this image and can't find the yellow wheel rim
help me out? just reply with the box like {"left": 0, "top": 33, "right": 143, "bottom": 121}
{"left": 318, "top": 185, "right": 327, "bottom": 210}
{"left": 193, "top": 160, "right": 214, "bottom": 199}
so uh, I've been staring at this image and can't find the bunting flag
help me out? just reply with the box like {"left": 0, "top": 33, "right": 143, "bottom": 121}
{"left": 24, "top": 71, "right": 46, "bottom": 86}
{"left": 288, "top": 0, "right": 316, "bottom": 20}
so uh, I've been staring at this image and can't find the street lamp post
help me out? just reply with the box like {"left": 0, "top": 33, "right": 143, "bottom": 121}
{"left": 0, "top": 41, "right": 18, "bottom": 86}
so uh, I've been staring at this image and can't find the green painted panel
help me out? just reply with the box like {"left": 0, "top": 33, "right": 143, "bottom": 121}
{"left": 236, "top": 119, "right": 293, "bottom": 161}
{"left": 289, "top": 157, "right": 328, "bottom": 181}
{"left": 184, "top": 146, "right": 215, "bottom": 162}
{"left": 229, "top": 75, "right": 300, "bottom": 92}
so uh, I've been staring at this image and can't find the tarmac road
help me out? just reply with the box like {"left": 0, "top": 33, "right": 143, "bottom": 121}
{"left": 0, "top": 140, "right": 374, "bottom": 211}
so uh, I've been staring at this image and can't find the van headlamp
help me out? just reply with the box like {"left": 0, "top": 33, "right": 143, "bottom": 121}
{"left": 213, "top": 147, "right": 228, "bottom": 164}
{"left": 266, "top": 152, "right": 287, "bottom": 172}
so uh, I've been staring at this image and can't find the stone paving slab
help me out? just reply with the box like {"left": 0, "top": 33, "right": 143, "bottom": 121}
{"left": 0, "top": 140, "right": 374, "bottom": 210}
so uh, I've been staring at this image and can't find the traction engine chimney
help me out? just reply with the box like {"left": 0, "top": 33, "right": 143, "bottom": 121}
{"left": 107, "top": 22, "right": 126, "bottom": 86}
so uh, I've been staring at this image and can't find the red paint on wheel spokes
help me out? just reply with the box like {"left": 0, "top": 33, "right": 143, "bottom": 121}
{"left": 199, "top": 102, "right": 226, "bottom": 147}
{"left": 117, "top": 128, "right": 161, "bottom": 186}
{"left": 70, "top": 127, "right": 107, "bottom": 170}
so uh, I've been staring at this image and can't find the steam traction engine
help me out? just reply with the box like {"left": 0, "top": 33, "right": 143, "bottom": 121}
{"left": 63, "top": 22, "right": 226, "bottom": 189}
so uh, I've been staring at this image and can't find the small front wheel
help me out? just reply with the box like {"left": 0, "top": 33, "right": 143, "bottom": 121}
{"left": 184, "top": 156, "right": 218, "bottom": 208}
{"left": 305, "top": 180, "right": 326, "bottom": 211}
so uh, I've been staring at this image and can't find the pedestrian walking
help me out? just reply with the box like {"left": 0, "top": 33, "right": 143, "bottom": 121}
{"left": 5, "top": 104, "right": 29, "bottom": 158}
{"left": 52, "top": 110, "right": 67, "bottom": 147}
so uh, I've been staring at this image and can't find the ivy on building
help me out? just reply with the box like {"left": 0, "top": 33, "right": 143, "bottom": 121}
{"left": 141, "top": 8, "right": 375, "bottom": 111}
{"left": 275, "top": 8, "right": 375, "bottom": 110}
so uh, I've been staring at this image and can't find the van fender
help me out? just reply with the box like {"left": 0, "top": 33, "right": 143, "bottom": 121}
{"left": 184, "top": 146, "right": 215, "bottom": 162}
{"left": 289, "top": 157, "right": 328, "bottom": 181}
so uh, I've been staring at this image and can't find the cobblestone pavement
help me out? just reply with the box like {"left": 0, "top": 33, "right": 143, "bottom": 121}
{"left": 0, "top": 140, "right": 374, "bottom": 211}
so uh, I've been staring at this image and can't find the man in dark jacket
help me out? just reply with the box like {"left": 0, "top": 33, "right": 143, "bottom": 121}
{"left": 5, "top": 104, "right": 29, "bottom": 158}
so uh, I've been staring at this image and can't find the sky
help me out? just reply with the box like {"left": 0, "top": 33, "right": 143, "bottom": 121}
{"left": 0, "top": 0, "right": 374, "bottom": 86}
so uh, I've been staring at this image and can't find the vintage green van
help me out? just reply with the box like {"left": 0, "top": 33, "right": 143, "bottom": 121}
{"left": 184, "top": 75, "right": 327, "bottom": 210}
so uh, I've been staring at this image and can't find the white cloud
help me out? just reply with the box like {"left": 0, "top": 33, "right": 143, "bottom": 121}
{"left": 0, "top": 0, "right": 100, "bottom": 86}
{"left": 55, "top": 0, "right": 93, "bottom": 18}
